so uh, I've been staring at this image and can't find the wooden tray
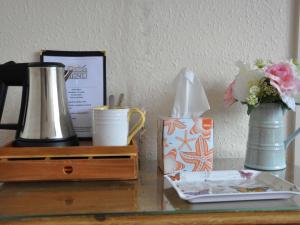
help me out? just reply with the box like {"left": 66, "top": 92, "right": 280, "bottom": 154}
{"left": 0, "top": 142, "right": 138, "bottom": 182}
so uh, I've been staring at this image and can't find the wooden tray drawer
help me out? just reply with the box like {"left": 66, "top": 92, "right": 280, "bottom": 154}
{"left": 0, "top": 142, "right": 138, "bottom": 182}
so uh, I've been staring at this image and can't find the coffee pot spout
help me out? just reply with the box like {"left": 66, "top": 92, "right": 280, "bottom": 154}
{"left": 284, "top": 127, "right": 300, "bottom": 149}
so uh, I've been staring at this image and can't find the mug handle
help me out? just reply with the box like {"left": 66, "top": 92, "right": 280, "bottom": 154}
{"left": 127, "top": 108, "right": 146, "bottom": 145}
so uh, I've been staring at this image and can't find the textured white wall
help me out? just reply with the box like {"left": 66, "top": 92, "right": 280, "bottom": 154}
{"left": 0, "top": 0, "right": 296, "bottom": 160}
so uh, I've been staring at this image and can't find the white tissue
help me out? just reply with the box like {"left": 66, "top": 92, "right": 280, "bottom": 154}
{"left": 171, "top": 68, "right": 210, "bottom": 118}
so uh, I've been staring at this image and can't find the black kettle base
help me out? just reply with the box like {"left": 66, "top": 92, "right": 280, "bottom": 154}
{"left": 13, "top": 136, "right": 79, "bottom": 147}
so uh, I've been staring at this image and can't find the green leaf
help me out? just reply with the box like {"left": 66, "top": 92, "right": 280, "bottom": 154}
{"left": 292, "top": 58, "right": 299, "bottom": 66}
{"left": 247, "top": 105, "right": 255, "bottom": 115}
{"left": 255, "top": 59, "right": 265, "bottom": 68}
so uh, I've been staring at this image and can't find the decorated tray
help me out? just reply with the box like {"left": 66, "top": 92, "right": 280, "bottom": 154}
{"left": 165, "top": 170, "right": 300, "bottom": 203}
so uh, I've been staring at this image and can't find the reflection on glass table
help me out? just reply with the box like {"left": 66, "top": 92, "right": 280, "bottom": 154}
{"left": 0, "top": 158, "right": 299, "bottom": 221}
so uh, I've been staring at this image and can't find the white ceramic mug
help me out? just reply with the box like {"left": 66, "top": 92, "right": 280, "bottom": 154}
{"left": 92, "top": 106, "right": 145, "bottom": 146}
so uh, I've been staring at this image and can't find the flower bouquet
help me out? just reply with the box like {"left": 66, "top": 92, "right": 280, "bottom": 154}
{"left": 224, "top": 59, "right": 300, "bottom": 114}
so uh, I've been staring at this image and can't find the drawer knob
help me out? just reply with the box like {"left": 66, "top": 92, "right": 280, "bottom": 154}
{"left": 63, "top": 166, "right": 73, "bottom": 174}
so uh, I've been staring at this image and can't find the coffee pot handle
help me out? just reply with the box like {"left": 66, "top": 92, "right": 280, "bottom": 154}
{"left": 0, "top": 62, "right": 29, "bottom": 134}
{"left": 0, "top": 81, "right": 16, "bottom": 130}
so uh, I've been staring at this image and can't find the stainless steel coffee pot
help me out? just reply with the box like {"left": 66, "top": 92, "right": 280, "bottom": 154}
{"left": 0, "top": 61, "right": 78, "bottom": 147}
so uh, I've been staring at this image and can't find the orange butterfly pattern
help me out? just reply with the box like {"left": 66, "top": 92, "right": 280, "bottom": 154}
{"left": 163, "top": 117, "right": 213, "bottom": 174}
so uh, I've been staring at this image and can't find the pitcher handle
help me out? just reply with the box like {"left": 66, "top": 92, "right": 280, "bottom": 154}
{"left": 127, "top": 108, "right": 146, "bottom": 145}
{"left": 285, "top": 127, "right": 300, "bottom": 149}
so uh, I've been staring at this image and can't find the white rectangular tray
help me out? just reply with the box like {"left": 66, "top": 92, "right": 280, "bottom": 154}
{"left": 165, "top": 170, "right": 300, "bottom": 203}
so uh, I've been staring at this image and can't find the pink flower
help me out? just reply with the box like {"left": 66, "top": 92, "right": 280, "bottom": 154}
{"left": 224, "top": 80, "right": 237, "bottom": 107}
{"left": 265, "top": 63, "right": 300, "bottom": 95}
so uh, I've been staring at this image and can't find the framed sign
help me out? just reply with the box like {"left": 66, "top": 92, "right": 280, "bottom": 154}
{"left": 41, "top": 50, "right": 106, "bottom": 138}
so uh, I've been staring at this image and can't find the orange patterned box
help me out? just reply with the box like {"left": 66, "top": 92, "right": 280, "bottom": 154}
{"left": 158, "top": 117, "right": 213, "bottom": 174}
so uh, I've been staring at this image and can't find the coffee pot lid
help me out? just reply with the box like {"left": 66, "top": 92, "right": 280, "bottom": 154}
{"left": 28, "top": 62, "right": 65, "bottom": 68}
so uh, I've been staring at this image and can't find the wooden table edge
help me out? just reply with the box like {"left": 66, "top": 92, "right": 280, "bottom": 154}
{"left": 1, "top": 210, "right": 300, "bottom": 225}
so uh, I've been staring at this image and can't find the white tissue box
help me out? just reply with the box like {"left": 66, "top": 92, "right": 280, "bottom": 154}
{"left": 157, "top": 117, "right": 213, "bottom": 174}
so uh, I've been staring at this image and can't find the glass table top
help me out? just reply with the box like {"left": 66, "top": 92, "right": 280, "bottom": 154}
{"left": 0, "top": 158, "right": 299, "bottom": 220}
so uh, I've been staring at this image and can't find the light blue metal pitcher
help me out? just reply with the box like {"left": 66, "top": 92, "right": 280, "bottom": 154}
{"left": 245, "top": 103, "right": 300, "bottom": 171}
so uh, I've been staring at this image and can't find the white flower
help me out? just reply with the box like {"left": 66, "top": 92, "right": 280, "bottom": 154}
{"left": 246, "top": 94, "right": 258, "bottom": 106}
{"left": 232, "top": 61, "right": 264, "bottom": 102}
{"left": 249, "top": 85, "right": 260, "bottom": 95}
